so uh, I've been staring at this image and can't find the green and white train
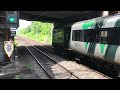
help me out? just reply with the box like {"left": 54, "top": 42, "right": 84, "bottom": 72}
{"left": 52, "top": 14, "right": 120, "bottom": 70}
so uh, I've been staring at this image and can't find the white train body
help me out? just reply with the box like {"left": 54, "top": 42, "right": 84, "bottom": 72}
{"left": 69, "top": 14, "right": 120, "bottom": 65}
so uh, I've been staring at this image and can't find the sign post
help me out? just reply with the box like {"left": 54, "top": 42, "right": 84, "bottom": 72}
{"left": 4, "top": 41, "right": 14, "bottom": 58}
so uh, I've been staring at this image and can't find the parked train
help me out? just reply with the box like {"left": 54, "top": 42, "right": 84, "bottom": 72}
{"left": 52, "top": 14, "right": 120, "bottom": 72}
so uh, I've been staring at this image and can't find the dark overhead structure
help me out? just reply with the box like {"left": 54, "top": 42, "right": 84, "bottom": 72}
{"left": 20, "top": 11, "right": 102, "bottom": 28}
{"left": 1, "top": 11, "right": 118, "bottom": 28}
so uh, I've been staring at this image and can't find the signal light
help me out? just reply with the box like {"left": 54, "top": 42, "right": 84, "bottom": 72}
{"left": 9, "top": 17, "right": 15, "bottom": 22}
{"left": 6, "top": 11, "right": 19, "bottom": 28}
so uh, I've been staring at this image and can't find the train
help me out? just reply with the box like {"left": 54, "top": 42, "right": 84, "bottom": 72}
{"left": 52, "top": 13, "right": 120, "bottom": 74}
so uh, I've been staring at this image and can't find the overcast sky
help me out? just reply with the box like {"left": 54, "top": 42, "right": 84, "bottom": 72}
{"left": 17, "top": 19, "right": 32, "bottom": 30}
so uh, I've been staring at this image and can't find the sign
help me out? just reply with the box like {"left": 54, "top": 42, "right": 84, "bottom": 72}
{"left": 4, "top": 41, "right": 14, "bottom": 57}
{"left": 10, "top": 28, "right": 16, "bottom": 36}
{"left": 10, "top": 30, "right": 16, "bottom": 36}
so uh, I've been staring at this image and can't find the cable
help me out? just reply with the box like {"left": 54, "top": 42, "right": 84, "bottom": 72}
{"left": 33, "top": 11, "right": 47, "bottom": 21}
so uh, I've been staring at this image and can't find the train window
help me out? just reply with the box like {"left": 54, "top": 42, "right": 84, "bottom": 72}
{"left": 107, "top": 28, "right": 120, "bottom": 45}
{"left": 80, "top": 30, "right": 85, "bottom": 41}
{"left": 83, "top": 30, "right": 97, "bottom": 42}
{"left": 72, "top": 30, "right": 75, "bottom": 41}
{"left": 100, "top": 31, "right": 108, "bottom": 44}
{"left": 72, "top": 27, "right": 120, "bottom": 45}
{"left": 99, "top": 28, "right": 120, "bottom": 45}
{"left": 115, "top": 29, "right": 120, "bottom": 44}
{"left": 101, "top": 31, "right": 108, "bottom": 37}
{"left": 75, "top": 30, "right": 81, "bottom": 41}
{"left": 95, "top": 30, "right": 101, "bottom": 43}
{"left": 72, "top": 30, "right": 81, "bottom": 41}
{"left": 83, "top": 31, "right": 89, "bottom": 42}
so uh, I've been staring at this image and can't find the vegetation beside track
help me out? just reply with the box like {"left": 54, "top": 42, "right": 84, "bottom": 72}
{"left": 14, "top": 39, "right": 18, "bottom": 47}
{"left": 17, "top": 21, "right": 54, "bottom": 44}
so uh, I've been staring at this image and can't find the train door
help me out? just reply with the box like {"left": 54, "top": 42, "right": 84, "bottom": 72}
{"left": 64, "top": 27, "right": 71, "bottom": 48}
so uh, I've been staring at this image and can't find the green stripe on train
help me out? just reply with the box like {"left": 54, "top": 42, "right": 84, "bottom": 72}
{"left": 100, "top": 44, "right": 106, "bottom": 54}
{"left": 87, "top": 43, "right": 96, "bottom": 56}
{"left": 114, "top": 19, "right": 120, "bottom": 27}
{"left": 104, "top": 45, "right": 118, "bottom": 61}
{"left": 85, "top": 42, "right": 89, "bottom": 49}
{"left": 82, "top": 21, "right": 95, "bottom": 30}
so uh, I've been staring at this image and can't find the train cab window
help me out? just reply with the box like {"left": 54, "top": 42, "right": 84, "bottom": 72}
{"left": 72, "top": 30, "right": 81, "bottom": 41}
{"left": 75, "top": 30, "right": 81, "bottom": 41}
{"left": 72, "top": 30, "right": 75, "bottom": 41}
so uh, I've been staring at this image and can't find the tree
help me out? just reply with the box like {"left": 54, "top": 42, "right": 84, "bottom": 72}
{"left": 18, "top": 21, "right": 54, "bottom": 44}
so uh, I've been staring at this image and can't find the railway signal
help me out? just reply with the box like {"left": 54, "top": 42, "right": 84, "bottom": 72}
{"left": 6, "top": 11, "right": 19, "bottom": 29}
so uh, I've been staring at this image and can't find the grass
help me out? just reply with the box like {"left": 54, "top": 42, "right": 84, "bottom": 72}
{"left": 25, "top": 64, "right": 33, "bottom": 70}
{"left": 14, "top": 75, "right": 21, "bottom": 79}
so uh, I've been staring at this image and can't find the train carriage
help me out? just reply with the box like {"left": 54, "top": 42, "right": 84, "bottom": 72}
{"left": 52, "top": 14, "right": 120, "bottom": 76}
{"left": 69, "top": 14, "right": 120, "bottom": 65}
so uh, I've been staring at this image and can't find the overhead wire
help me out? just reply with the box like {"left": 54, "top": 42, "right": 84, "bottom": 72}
{"left": 33, "top": 11, "right": 47, "bottom": 21}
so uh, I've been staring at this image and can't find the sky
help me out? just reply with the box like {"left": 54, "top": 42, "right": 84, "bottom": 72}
{"left": 17, "top": 19, "right": 32, "bottom": 30}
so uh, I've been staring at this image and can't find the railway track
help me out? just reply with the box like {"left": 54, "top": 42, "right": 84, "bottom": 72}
{"left": 25, "top": 46, "right": 53, "bottom": 79}
{"left": 16, "top": 36, "right": 112, "bottom": 79}
{"left": 37, "top": 45, "right": 112, "bottom": 79}
{"left": 19, "top": 37, "right": 80, "bottom": 79}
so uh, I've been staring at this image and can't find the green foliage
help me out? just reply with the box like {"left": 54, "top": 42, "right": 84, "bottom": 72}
{"left": 14, "top": 41, "right": 18, "bottom": 47}
{"left": 17, "top": 21, "right": 53, "bottom": 44}
{"left": 25, "top": 64, "right": 33, "bottom": 70}
{"left": 14, "top": 75, "right": 21, "bottom": 79}
{"left": 14, "top": 37, "right": 19, "bottom": 47}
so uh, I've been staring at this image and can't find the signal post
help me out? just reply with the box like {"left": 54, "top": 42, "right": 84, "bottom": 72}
{"left": 0, "top": 11, "right": 19, "bottom": 64}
